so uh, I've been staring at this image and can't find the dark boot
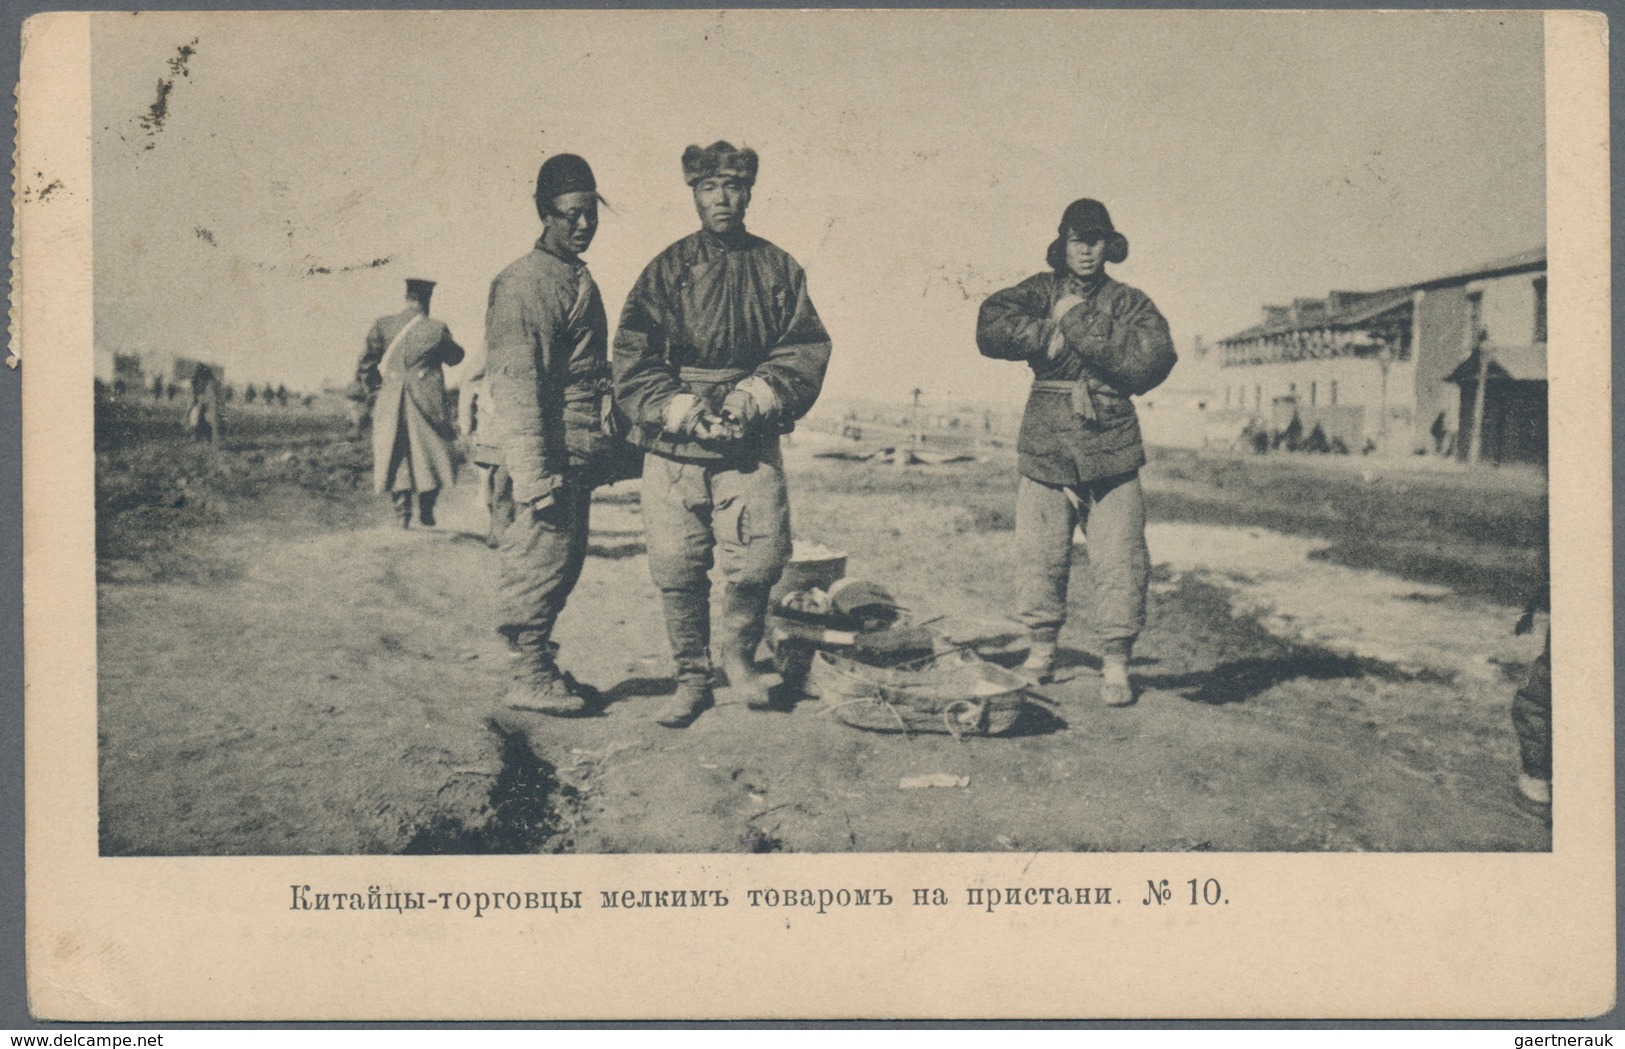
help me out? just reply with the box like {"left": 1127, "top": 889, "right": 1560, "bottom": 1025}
{"left": 720, "top": 583, "right": 774, "bottom": 711}
{"left": 656, "top": 678, "right": 714, "bottom": 728}
{"left": 659, "top": 587, "right": 714, "bottom": 689}
{"left": 505, "top": 632, "right": 592, "bottom": 716}
{"left": 417, "top": 490, "right": 438, "bottom": 528}
{"left": 390, "top": 491, "right": 412, "bottom": 529}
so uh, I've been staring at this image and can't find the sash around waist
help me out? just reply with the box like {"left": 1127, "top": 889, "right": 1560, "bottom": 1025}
{"left": 678, "top": 366, "right": 752, "bottom": 385}
{"left": 1031, "top": 379, "right": 1085, "bottom": 394}
{"left": 563, "top": 375, "right": 612, "bottom": 402}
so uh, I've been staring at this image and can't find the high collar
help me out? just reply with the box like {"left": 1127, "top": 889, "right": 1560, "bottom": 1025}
{"left": 698, "top": 226, "right": 751, "bottom": 252}
{"left": 534, "top": 235, "right": 582, "bottom": 266}
{"left": 1058, "top": 270, "right": 1108, "bottom": 293}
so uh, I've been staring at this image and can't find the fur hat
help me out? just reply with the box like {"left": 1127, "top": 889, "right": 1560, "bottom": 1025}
{"left": 682, "top": 141, "right": 759, "bottom": 186}
{"left": 1046, "top": 198, "right": 1129, "bottom": 270}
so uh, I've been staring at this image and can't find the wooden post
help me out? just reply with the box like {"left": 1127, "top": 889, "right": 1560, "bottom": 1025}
{"left": 1466, "top": 325, "right": 1491, "bottom": 464}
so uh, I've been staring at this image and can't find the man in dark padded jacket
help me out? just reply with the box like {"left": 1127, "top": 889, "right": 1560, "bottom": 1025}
{"left": 976, "top": 198, "right": 1176, "bottom": 706}
{"left": 614, "top": 141, "right": 832, "bottom": 728}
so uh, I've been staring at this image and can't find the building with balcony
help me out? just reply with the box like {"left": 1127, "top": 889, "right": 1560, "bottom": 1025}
{"left": 1212, "top": 247, "right": 1546, "bottom": 457}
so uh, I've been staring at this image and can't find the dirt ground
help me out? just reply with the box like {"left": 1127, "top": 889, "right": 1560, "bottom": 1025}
{"left": 95, "top": 399, "right": 1552, "bottom": 855}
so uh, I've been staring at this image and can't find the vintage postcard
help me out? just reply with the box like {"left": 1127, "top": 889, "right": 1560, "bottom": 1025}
{"left": 18, "top": 9, "right": 1612, "bottom": 1020}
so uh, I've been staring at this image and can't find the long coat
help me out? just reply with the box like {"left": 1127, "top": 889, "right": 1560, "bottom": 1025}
{"left": 358, "top": 307, "right": 465, "bottom": 494}
{"left": 977, "top": 271, "right": 1175, "bottom": 486}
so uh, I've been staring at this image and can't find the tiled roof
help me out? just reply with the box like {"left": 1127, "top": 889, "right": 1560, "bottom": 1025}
{"left": 1219, "top": 245, "right": 1546, "bottom": 344}
{"left": 1412, "top": 246, "right": 1546, "bottom": 290}
{"left": 1218, "top": 287, "right": 1413, "bottom": 344}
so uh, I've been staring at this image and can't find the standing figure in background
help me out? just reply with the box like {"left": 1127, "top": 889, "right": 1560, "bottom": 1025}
{"left": 976, "top": 198, "right": 1176, "bottom": 706}
{"left": 486, "top": 153, "right": 635, "bottom": 715}
{"left": 185, "top": 363, "right": 223, "bottom": 443}
{"left": 356, "top": 277, "right": 466, "bottom": 528}
{"left": 614, "top": 140, "right": 832, "bottom": 728}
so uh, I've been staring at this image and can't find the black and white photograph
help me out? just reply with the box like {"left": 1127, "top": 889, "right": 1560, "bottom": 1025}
{"left": 19, "top": 7, "right": 1612, "bottom": 1020}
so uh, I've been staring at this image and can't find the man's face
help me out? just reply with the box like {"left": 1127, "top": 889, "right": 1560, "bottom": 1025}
{"left": 1064, "top": 228, "right": 1108, "bottom": 279}
{"left": 541, "top": 190, "right": 599, "bottom": 258}
{"left": 693, "top": 176, "right": 750, "bottom": 236}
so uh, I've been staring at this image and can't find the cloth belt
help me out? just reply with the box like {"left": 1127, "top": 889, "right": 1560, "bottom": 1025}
{"left": 677, "top": 365, "right": 752, "bottom": 385}
{"left": 1031, "top": 378, "right": 1098, "bottom": 423}
{"left": 564, "top": 372, "right": 617, "bottom": 439}
{"left": 564, "top": 374, "right": 612, "bottom": 403}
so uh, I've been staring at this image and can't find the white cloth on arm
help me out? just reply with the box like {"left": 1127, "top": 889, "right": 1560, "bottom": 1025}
{"left": 733, "top": 376, "right": 780, "bottom": 418}
{"left": 664, "top": 392, "right": 703, "bottom": 435}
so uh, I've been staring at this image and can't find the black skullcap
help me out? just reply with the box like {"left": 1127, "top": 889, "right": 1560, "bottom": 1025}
{"left": 535, "top": 154, "right": 597, "bottom": 203}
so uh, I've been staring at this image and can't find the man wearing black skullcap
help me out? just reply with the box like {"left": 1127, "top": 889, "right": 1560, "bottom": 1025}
{"left": 976, "top": 198, "right": 1176, "bottom": 706}
{"left": 357, "top": 277, "right": 466, "bottom": 528}
{"left": 484, "top": 153, "right": 635, "bottom": 715}
{"left": 614, "top": 141, "right": 832, "bottom": 727}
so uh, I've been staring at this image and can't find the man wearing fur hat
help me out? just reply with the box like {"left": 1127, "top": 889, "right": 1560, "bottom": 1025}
{"left": 614, "top": 141, "right": 832, "bottom": 728}
{"left": 485, "top": 153, "right": 633, "bottom": 715}
{"left": 976, "top": 199, "right": 1176, "bottom": 706}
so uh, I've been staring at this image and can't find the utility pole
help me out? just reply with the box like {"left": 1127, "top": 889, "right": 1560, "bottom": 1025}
{"left": 910, "top": 387, "right": 923, "bottom": 446}
{"left": 1466, "top": 323, "right": 1491, "bottom": 464}
{"left": 1377, "top": 344, "right": 1393, "bottom": 448}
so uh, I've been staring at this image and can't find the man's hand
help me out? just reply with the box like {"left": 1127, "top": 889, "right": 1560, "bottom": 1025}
{"left": 695, "top": 411, "right": 741, "bottom": 444}
{"left": 1045, "top": 294, "right": 1087, "bottom": 360}
{"left": 1050, "top": 293, "right": 1086, "bottom": 320}
{"left": 1045, "top": 327, "right": 1068, "bottom": 361}
{"left": 721, "top": 388, "right": 762, "bottom": 431}
{"left": 663, "top": 393, "right": 710, "bottom": 438}
{"left": 517, "top": 474, "right": 564, "bottom": 518}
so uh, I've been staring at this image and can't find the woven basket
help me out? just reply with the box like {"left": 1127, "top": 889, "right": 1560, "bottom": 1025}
{"left": 809, "top": 648, "right": 1027, "bottom": 738}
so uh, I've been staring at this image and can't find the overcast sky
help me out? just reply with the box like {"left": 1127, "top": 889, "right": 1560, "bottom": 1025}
{"left": 91, "top": 10, "right": 1545, "bottom": 404}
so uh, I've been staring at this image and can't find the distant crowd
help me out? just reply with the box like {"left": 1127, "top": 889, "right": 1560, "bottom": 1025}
{"left": 99, "top": 372, "right": 316, "bottom": 409}
{"left": 95, "top": 366, "right": 325, "bottom": 445}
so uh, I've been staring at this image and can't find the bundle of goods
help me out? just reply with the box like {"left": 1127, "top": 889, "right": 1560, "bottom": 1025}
{"left": 769, "top": 576, "right": 932, "bottom": 686}
{"left": 808, "top": 648, "right": 1027, "bottom": 738}
{"left": 767, "top": 540, "right": 1031, "bottom": 736}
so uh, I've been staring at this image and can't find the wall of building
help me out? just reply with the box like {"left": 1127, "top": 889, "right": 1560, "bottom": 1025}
{"left": 1478, "top": 271, "right": 1544, "bottom": 347}
{"left": 1412, "top": 270, "right": 1544, "bottom": 455}
{"left": 1413, "top": 285, "right": 1469, "bottom": 450}
{"left": 1213, "top": 354, "right": 1415, "bottom": 445}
